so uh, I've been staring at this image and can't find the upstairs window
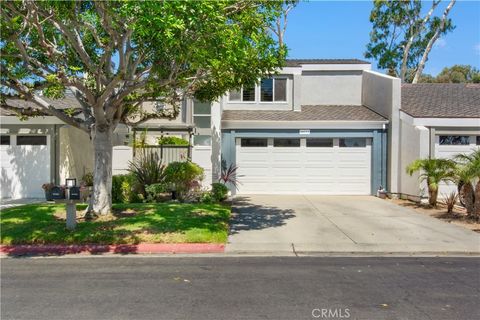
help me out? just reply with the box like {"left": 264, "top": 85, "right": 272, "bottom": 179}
{"left": 229, "top": 84, "right": 255, "bottom": 102}
{"left": 261, "top": 78, "right": 287, "bottom": 102}
{"left": 193, "top": 101, "right": 211, "bottom": 129}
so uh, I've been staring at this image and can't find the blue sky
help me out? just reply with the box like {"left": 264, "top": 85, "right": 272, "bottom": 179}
{"left": 284, "top": 1, "right": 480, "bottom": 76}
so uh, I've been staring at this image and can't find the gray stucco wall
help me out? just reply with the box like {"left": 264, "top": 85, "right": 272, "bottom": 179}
{"left": 362, "top": 70, "right": 401, "bottom": 193}
{"left": 300, "top": 71, "right": 363, "bottom": 106}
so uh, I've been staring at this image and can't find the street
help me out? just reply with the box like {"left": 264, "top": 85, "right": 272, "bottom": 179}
{"left": 1, "top": 256, "right": 479, "bottom": 320}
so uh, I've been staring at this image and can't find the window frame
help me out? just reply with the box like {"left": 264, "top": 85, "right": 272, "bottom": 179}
{"left": 260, "top": 77, "right": 288, "bottom": 103}
{"left": 228, "top": 85, "right": 256, "bottom": 103}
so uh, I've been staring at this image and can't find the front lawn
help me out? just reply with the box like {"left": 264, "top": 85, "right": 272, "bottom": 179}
{"left": 1, "top": 202, "right": 231, "bottom": 245}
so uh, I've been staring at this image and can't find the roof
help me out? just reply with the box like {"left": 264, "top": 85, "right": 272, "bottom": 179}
{"left": 401, "top": 83, "right": 480, "bottom": 118}
{"left": 222, "top": 105, "right": 386, "bottom": 122}
{"left": 285, "top": 59, "right": 370, "bottom": 67}
{"left": 1, "top": 92, "right": 81, "bottom": 116}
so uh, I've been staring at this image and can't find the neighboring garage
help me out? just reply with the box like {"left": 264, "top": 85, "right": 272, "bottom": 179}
{"left": 0, "top": 133, "right": 51, "bottom": 199}
{"left": 221, "top": 106, "right": 388, "bottom": 196}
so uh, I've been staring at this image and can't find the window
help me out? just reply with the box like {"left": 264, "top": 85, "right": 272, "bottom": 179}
{"left": 193, "top": 101, "right": 211, "bottom": 129}
{"left": 261, "top": 78, "right": 287, "bottom": 102}
{"left": 306, "top": 138, "right": 333, "bottom": 147}
{"left": 339, "top": 138, "right": 366, "bottom": 148}
{"left": 439, "top": 136, "right": 470, "bottom": 145}
{"left": 16, "top": 135, "right": 47, "bottom": 146}
{"left": 274, "top": 138, "right": 300, "bottom": 147}
{"left": 193, "top": 135, "right": 212, "bottom": 146}
{"left": 477, "top": 136, "right": 480, "bottom": 145}
{"left": 0, "top": 136, "right": 10, "bottom": 145}
{"left": 241, "top": 138, "right": 267, "bottom": 147}
{"left": 229, "top": 84, "right": 255, "bottom": 102}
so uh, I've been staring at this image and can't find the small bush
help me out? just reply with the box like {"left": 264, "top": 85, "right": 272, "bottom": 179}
{"left": 157, "top": 136, "right": 189, "bottom": 146}
{"left": 200, "top": 191, "right": 214, "bottom": 204}
{"left": 442, "top": 191, "right": 458, "bottom": 214}
{"left": 164, "top": 161, "right": 204, "bottom": 201}
{"left": 145, "top": 183, "right": 169, "bottom": 202}
{"left": 211, "top": 183, "right": 228, "bottom": 202}
{"left": 112, "top": 174, "right": 141, "bottom": 203}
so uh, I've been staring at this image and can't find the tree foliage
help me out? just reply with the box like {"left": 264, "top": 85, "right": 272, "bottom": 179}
{"left": 365, "top": 0, "right": 456, "bottom": 83}
{"left": 419, "top": 65, "right": 480, "bottom": 83}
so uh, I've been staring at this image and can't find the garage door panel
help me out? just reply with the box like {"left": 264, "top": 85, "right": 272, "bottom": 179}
{"left": 236, "top": 137, "right": 371, "bottom": 195}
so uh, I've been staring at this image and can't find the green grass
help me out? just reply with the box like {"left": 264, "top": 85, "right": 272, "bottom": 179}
{"left": 1, "top": 202, "right": 231, "bottom": 245}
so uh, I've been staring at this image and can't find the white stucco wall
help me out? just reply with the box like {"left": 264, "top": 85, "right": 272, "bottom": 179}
{"left": 300, "top": 71, "right": 363, "bottom": 105}
{"left": 362, "top": 70, "right": 401, "bottom": 193}
{"left": 59, "top": 126, "right": 94, "bottom": 184}
{"left": 399, "top": 123, "right": 430, "bottom": 199}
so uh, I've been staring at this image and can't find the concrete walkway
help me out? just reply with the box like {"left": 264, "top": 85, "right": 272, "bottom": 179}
{"left": 226, "top": 195, "right": 480, "bottom": 254}
{"left": 0, "top": 198, "right": 44, "bottom": 210}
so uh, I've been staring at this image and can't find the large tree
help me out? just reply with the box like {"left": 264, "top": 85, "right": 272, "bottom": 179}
{"left": 365, "top": 0, "right": 456, "bottom": 83}
{"left": 1, "top": 0, "right": 291, "bottom": 214}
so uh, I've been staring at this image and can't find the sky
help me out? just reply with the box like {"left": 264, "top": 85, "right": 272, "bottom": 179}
{"left": 284, "top": 0, "right": 480, "bottom": 76}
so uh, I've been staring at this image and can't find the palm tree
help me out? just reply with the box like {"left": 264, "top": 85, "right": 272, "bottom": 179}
{"left": 455, "top": 149, "right": 480, "bottom": 217}
{"left": 406, "top": 158, "right": 456, "bottom": 207}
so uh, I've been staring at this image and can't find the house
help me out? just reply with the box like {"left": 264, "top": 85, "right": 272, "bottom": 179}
{"left": 1, "top": 59, "right": 478, "bottom": 200}
{"left": 397, "top": 83, "right": 480, "bottom": 200}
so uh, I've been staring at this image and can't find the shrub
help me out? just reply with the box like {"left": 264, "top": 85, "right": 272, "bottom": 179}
{"left": 112, "top": 174, "right": 141, "bottom": 203}
{"left": 200, "top": 191, "right": 214, "bottom": 204}
{"left": 157, "top": 136, "right": 189, "bottom": 146}
{"left": 442, "top": 191, "right": 459, "bottom": 214}
{"left": 211, "top": 183, "right": 228, "bottom": 202}
{"left": 145, "top": 183, "right": 169, "bottom": 203}
{"left": 81, "top": 172, "right": 94, "bottom": 187}
{"left": 128, "top": 150, "right": 165, "bottom": 196}
{"left": 164, "top": 161, "right": 204, "bottom": 201}
{"left": 219, "top": 162, "right": 240, "bottom": 190}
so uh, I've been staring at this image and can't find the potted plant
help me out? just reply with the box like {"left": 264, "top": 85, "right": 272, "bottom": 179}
{"left": 41, "top": 182, "right": 55, "bottom": 201}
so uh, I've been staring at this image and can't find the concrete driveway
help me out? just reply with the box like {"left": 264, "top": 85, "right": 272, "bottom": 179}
{"left": 226, "top": 195, "right": 480, "bottom": 254}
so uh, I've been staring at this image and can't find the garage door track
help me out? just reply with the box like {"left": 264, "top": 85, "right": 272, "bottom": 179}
{"left": 226, "top": 195, "right": 480, "bottom": 255}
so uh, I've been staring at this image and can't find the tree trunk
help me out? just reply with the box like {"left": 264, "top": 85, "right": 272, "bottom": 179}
{"left": 428, "top": 186, "right": 438, "bottom": 207}
{"left": 474, "top": 180, "right": 480, "bottom": 218}
{"left": 92, "top": 124, "right": 113, "bottom": 215}
{"left": 460, "top": 182, "right": 475, "bottom": 216}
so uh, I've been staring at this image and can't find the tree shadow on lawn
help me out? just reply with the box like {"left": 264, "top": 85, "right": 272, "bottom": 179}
{"left": 1, "top": 202, "right": 230, "bottom": 257}
{"left": 229, "top": 197, "right": 296, "bottom": 235}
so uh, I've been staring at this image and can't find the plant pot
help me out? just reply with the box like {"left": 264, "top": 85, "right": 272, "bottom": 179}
{"left": 44, "top": 190, "right": 53, "bottom": 201}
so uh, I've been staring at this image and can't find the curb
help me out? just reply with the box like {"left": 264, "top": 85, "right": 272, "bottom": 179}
{"left": 0, "top": 243, "right": 225, "bottom": 256}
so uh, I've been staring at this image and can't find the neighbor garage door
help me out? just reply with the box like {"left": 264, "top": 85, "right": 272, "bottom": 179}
{"left": 435, "top": 135, "right": 480, "bottom": 197}
{"left": 236, "top": 137, "right": 371, "bottom": 195}
{"left": 0, "top": 135, "right": 50, "bottom": 199}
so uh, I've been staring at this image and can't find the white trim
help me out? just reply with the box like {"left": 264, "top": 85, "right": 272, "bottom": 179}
{"left": 301, "top": 64, "right": 371, "bottom": 71}
{"left": 221, "top": 120, "right": 388, "bottom": 130}
{"left": 0, "top": 116, "right": 65, "bottom": 125}
{"left": 400, "top": 111, "right": 480, "bottom": 127}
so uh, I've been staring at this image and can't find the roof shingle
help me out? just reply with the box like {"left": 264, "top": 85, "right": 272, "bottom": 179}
{"left": 222, "top": 105, "right": 386, "bottom": 122}
{"left": 401, "top": 83, "right": 480, "bottom": 118}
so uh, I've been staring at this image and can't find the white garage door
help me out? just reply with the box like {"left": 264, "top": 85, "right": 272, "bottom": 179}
{"left": 435, "top": 135, "right": 480, "bottom": 197}
{"left": 1, "top": 135, "right": 51, "bottom": 199}
{"left": 236, "top": 137, "right": 371, "bottom": 195}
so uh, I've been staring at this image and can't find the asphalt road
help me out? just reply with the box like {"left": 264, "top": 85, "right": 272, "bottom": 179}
{"left": 1, "top": 256, "right": 479, "bottom": 320}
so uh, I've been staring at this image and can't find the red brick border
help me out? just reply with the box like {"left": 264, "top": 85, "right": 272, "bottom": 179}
{"left": 0, "top": 243, "right": 225, "bottom": 256}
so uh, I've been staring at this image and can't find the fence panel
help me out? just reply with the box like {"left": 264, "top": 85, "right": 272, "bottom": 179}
{"left": 135, "top": 146, "right": 190, "bottom": 165}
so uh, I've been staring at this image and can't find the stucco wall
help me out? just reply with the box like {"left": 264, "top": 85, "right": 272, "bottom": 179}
{"left": 59, "top": 126, "right": 94, "bottom": 184}
{"left": 362, "top": 70, "right": 401, "bottom": 193}
{"left": 300, "top": 71, "right": 363, "bottom": 105}
{"left": 399, "top": 122, "right": 430, "bottom": 198}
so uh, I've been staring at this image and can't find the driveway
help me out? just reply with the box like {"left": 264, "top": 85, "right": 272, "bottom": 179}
{"left": 226, "top": 195, "right": 480, "bottom": 254}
